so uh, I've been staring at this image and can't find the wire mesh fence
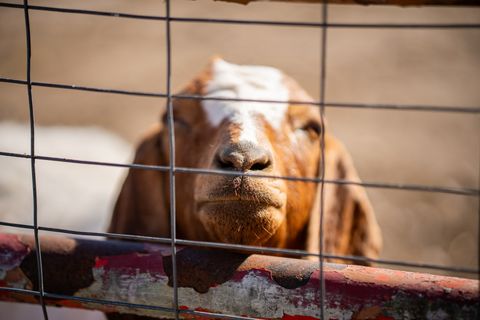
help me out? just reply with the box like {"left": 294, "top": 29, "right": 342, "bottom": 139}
{"left": 0, "top": 0, "right": 479, "bottom": 319}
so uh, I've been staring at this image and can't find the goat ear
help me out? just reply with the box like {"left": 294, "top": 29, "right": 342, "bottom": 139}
{"left": 108, "top": 124, "right": 171, "bottom": 237}
{"left": 306, "top": 135, "right": 382, "bottom": 264}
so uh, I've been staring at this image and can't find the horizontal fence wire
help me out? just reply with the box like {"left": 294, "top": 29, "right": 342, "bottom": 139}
{"left": 1, "top": 2, "right": 480, "bottom": 29}
{"left": 0, "top": 285, "right": 258, "bottom": 320}
{"left": 180, "top": 309, "right": 258, "bottom": 320}
{"left": 0, "top": 286, "right": 41, "bottom": 297}
{"left": 0, "top": 0, "right": 479, "bottom": 319}
{"left": 45, "top": 293, "right": 177, "bottom": 317}
{"left": 46, "top": 293, "right": 258, "bottom": 320}
{"left": 0, "top": 151, "right": 478, "bottom": 197}
{"left": 0, "top": 222, "right": 477, "bottom": 275}
{"left": 48, "top": 292, "right": 260, "bottom": 320}
{"left": 1, "top": 77, "right": 480, "bottom": 114}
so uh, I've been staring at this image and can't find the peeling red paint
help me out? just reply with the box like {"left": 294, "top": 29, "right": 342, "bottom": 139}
{"left": 0, "top": 280, "right": 6, "bottom": 286}
{"left": 437, "top": 278, "right": 479, "bottom": 297}
{"left": 373, "top": 273, "right": 391, "bottom": 283}
{"left": 57, "top": 298, "right": 85, "bottom": 309}
{"left": 207, "top": 1, "right": 480, "bottom": 8}
{"left": 94, "top": 257, "right": 109, "bottom": 268}
{"left": 93, "top": 252, "right": 166, "bottom": 276}
{"left": 0, "top": 234, "right": 30, "bottom": 270}
{"left": 0, "top": 233, "right": 478, "bottom": 319}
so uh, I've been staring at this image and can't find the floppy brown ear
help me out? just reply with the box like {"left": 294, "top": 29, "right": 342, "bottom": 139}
{"left": 306, "top": 135, "right": 382, "bottom": 264}
{"left": 108, "top": 123, "right": 171, "bottom": 237}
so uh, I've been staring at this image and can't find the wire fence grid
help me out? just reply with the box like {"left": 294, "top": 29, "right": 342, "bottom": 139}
{"left": 0, "top": 0, "right": 479, "bottom": 319}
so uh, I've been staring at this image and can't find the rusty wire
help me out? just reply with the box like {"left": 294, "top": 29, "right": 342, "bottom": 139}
{"left": 0, "top": 1, "right": 480, "bottom": 320}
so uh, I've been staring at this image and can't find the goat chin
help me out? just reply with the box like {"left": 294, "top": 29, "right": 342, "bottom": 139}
{"left": 198, "top": 201, "right": 285, "bottom": 245}
{"left": 194, "top": 171, "right": 288, "bottom": 246}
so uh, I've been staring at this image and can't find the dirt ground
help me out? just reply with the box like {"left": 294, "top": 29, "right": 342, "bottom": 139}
{"left": 1, "top": 0, "right": 479, "bottom": 282}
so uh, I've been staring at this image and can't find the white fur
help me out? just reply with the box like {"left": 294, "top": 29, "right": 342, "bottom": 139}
{"left": 202, "top": 59, "right": 289, "bottom": 144}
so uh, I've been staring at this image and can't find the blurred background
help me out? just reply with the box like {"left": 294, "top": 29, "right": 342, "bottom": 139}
{"left": 0, "top": 0, "right": 479, "bottom": 318}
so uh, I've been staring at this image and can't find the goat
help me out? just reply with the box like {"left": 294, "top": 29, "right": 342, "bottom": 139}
{"left": 109, "top": 58, "right": 382, "bottom": 260}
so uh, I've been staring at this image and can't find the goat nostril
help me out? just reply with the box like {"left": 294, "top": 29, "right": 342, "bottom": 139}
{"left": 249, "top": 159, "right": 271, "bottom": 171}
{"left": 217, "top": 156, "right": 234, "bottom": 169}
{"left": 216, "top": 151, "right": 244, "bottom": 170}
{"left": 215, "top": 144, "right": 273, "bottom": 171}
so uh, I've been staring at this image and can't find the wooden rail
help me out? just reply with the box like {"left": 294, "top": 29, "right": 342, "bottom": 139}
{"left": 0, "top": 233, "right": 478, "bottom": 319}
{"left": 201, "top": 0, "right": 480, "bottom": 7}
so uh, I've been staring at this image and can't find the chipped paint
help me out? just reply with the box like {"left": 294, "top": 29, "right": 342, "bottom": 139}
{"left": 202, "top": 0, "right": 480, "bottom": 6}
{"left": 76, "top": 261, "right": 322, "bottom": 318}
{"left": 0, "top": 234, "right": 30, "bottom": 271}
{"left": 0, "top": 233, "right": 32, "bottom": 289}
{"left": 0, "top": 233, "right": 478, "bottom": 319}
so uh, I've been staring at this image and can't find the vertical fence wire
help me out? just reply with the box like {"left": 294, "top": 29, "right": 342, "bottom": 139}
{"left": 165, "top": 0, "right": 179, "bottom": 319}
{"left": 22, "top": 0, "right": 49, "bottom": 319}
{"left": 318, "top": 1, "right": 329, "bottom": 319}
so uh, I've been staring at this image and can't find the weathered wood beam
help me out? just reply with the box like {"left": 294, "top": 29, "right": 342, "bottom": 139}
{"left": 0, "top": 233, "right": 478, "bottom": 319}
{"left": 197, "top": 0, "right": 480, "bottom": 7}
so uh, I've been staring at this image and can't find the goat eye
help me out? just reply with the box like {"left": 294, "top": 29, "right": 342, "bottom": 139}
{"left": 300, "top": 121, "right": 322, "bottom": 137}
{"left": 174, "top": 117, "right": 190, "bottom": 129}
{"left": 161, "top": 112, "right": 190, "bottom": 129}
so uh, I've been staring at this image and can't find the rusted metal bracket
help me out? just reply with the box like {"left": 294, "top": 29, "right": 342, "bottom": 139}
{"left": 195, "top": 0, "right": 480, "bottom": 7}
{"left": 0, "top": 233, "right": 478, "bottom": 319}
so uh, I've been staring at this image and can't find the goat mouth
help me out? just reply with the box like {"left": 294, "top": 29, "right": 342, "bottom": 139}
{"left": 197, "top": 197, "right": 284, "bottom": 209}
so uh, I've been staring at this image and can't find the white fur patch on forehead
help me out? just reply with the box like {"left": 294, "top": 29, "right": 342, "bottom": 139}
{"left": 201, "top": 59, "right": 289, "bottom": 142}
